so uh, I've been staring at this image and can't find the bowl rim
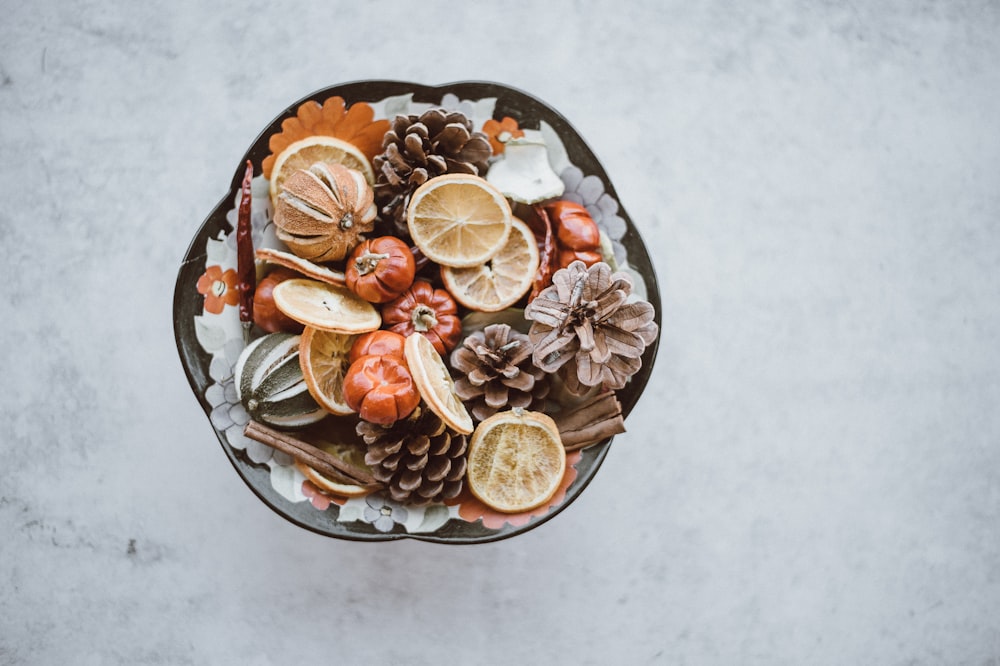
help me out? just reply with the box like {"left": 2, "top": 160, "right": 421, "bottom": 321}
{"left": 173, "top": 79, "right": 662, "bottom": 544}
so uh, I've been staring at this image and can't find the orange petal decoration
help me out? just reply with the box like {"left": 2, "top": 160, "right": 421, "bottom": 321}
{"left": 262, "top": 97, "right": 390, "bottom": 179}
{"left": 197, "top": 265, "right": 239, "bottom": 314}
{"left": 482, "top": 116, "right": 525, "bottom": 155}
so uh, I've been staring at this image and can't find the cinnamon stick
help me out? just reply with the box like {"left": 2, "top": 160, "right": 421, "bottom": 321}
{"left": 553, "top": 392, "right": 626, "bottom": 451}
{"left": 243, "top": 420, "right": 380, "bottom": 487}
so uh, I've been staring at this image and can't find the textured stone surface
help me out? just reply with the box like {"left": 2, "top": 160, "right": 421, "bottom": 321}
{"left": 2, "top": 1, "right": 1000, "bottom": 664}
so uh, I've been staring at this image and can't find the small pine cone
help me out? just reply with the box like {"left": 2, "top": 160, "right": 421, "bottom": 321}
{"left": 357, "top": 406, "right": 468, "bottom": 505}
{"left": 450, "top": 323, "right": 550, "bottom": 422}
{"left": 373, "top": 108, "right": 492, "bottom": 237}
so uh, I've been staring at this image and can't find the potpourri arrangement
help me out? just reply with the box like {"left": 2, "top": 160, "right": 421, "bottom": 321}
{"left": 188, "top": 87, "right": 659, "bottom": 537}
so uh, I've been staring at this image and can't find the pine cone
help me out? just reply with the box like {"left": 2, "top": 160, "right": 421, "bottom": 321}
{"left": 450, "top": 324, "right": 550, "bottom": 422}
{"left": 525, "top": 260, "right": 659, "bottom": 394}
{"left": 357, "top": 406, "right": 468, "bottom": 505}
{"left": 373, "top": 108, "right": 492, "bottom": 237}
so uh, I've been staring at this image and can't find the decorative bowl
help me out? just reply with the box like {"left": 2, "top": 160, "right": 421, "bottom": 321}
{"left": 173, "top": 80, "right": 661, "bottom": 543}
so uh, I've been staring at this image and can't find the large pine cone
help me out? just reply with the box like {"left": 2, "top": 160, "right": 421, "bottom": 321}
{"left": 450, "top": 324, "right": 550, "bottom": 422}
{"left": 357, "top": 406, "right": 468, "bottom": 505}
{"left": 373, "top": 108, "right": 492, "bottom": 237}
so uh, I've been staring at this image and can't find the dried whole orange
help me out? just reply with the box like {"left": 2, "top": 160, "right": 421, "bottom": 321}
{"left": 273, "top": 162, "right": 376, "bottom": 263}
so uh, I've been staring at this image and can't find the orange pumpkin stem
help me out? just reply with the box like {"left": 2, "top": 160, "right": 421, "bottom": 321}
{"left": 354, "top": 251, "right": 391, "bottom": 276}
{"left": 411, "top": 304, "right": 438, "bottom": 332}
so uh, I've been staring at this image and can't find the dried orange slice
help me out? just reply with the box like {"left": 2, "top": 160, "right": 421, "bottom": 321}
{"left": 465, "top": 409, "right": 566, "bottom": 513}
{"left": 294, "top": 418, "right": 378, "bottom": 498}
{"left": 272, "top": 278, "right": 381, "bottom": 334}
{"left": 440, "top": 216, "right": 539, "bottom": 312}
{"left": 403, "top": 331, "right": 473, "bottom": 434}
{"left": 269, "top": 135, "right": 375, "bottom": 203}
{"left": 299, "top": 326, "right": 356, "bottom": 415}
{"left": 406, "top": 174, "right": 512, "bottom": 268}
{"left": 297, "top": 462, "right": 371, "bottom": 498}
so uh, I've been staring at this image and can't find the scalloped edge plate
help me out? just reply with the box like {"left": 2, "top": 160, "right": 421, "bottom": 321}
{"left": 173, "top": 80, "right": 661, "bottom": 544}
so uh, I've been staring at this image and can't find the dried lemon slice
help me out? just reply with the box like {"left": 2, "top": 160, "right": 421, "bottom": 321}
{"left": 406, "top": 174, "right": 512, "bottom": 268}
{"left": 272, "top": 278, "right": 381, "bottom": 334}
{"left": 465, "top": 409, "right": 566, "bottom": 513}
{"left": 403, "top": 331, "right": 473, "bottom": 435}
{"left": 440, "top": 216, "right": 539, "bottom": 312}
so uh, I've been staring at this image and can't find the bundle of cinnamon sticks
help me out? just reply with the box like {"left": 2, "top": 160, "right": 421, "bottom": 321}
{"left": 552, "top": 391, "right": 626, "bottom": 451}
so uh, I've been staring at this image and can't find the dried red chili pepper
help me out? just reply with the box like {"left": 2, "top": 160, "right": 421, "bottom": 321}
{"left": 236, "top": 160, "right": 255, "bottom": 341}
{"left": 528, "top": 204, "right": 558, "bottom": 301}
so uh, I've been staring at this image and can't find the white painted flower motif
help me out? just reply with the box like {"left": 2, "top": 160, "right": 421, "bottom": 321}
{"left": 362, "top": 493, "right": 409, "bottom": 533}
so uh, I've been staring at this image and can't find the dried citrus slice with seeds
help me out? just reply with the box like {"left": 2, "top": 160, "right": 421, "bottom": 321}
{"left": 269, "top": 135, "right": 375, "bottom": 203}
{"left": 299, "top": 326, "right": 357, "bottom": 415}
{"left": 272, "top": 278, "right": 381, "bottom": 333}
{"left": 406, "top": 174, "right": 512, "bottom": 268}
{"left": 465, "top": 409, "right": 566, "bottom": 513}
{"left": 440, "top": 216, "right": 539, "bottom": 312}
{"left": 403, "top": 331, "right": 473, "bottom": 434}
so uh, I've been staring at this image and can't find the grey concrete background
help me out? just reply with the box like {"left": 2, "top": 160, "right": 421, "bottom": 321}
{"left": 2, "top": 1, "right": 999, "bottom": 664}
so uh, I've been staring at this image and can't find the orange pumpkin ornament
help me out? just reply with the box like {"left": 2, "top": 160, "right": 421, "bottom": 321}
{"left": 343, "top": 354, "right": 420, "bottom": 425}
{"left": 349, "top": 330, "right": 407, "bottom": 364}
{"left": 345, "top": 236, "right": 416, "bottom": 304}
{"left": 542, "top": 200, "right": 603, "bottom": 269}
{"left": 252, "top": 267, "right": 305, "bottom": 334}
{"left": 273, "top": 162, "right": 376, "bottom": 263}
{"left": 381, "top": 280, "right": 462, "bottom": 356}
